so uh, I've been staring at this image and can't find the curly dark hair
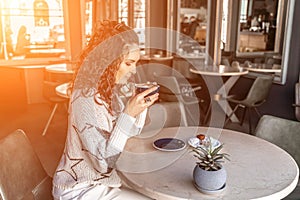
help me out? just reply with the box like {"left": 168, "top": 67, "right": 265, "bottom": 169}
{"left": 73, "top": 20, "right": 139, "bottom": 113}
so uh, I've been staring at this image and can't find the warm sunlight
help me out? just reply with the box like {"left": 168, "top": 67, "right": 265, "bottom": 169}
{"left": 0, "top": 0, "right": 64, "bottom": 59}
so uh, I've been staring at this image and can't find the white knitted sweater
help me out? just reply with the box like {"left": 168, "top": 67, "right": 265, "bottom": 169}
{"left": 52, "top": 89, "right": 146, "bottom": 190}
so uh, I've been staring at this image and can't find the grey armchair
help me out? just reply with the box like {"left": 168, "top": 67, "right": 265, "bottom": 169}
{"left": 254, "top": 115, "right": 300, "bottom": 200}
{"left": 254, "top": 115, "right": 300, "bottom": 167}
{"left": 225, "top": 75, "right": 273, "bottom": 134}
{"left": 0, "top": 129, "right": 53, "bottom": 200}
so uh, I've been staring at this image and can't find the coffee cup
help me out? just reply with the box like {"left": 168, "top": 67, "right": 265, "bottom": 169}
{"left": 135, "top": 82, "right": 160, "bottom": 97}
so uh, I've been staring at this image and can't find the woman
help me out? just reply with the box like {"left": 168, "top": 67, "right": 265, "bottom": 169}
{"left": 15, "top": 25, "right": 30, "bottom": 56}
{"left": 52, "top": 20, "right": 158, "bottom": 199}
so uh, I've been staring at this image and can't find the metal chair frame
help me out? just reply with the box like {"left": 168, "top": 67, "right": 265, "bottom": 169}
{"left": 153, "top": 72, "right": 201, "bottom": 126}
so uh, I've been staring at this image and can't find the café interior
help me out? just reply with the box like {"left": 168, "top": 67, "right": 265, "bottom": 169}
{"left": 0, "top": 0, "right": 300, "bottom": 199}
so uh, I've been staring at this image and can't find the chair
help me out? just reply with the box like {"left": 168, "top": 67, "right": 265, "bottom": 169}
{"left": 172, "top": 56, "right": 204, "bottom": 89}
{"left": 146, "top": 60, "right": 173, "bottom": 82}
{"left": 153, "top": 72, "right": 201, "bottom": 126}
{"left": 225, "top": 75, "right": 274, "bottom": 134}
{"left": 142, "top": 101, "right": 184, "bottom": 132}
{"left": 221, "top": 58, "right": 230, "bottom": 66}
{"left": 150, "top": 56, "right": 173, "bottom": 67}
{"left": 254, "top": 115, "right": 300, "bottom": 200}
{"left": 172, "top": 65, "right": 205, "bottom": 99}
{"left": 293, "top": 82, "right": 300, "bottom": 121}
{"left": 0, "top": 129, "right": 52, "bottom": 200}
{"left": 254, "top": 115, "right": 300, "bottom": 166}
{"left": 42, "top": 81, "right": 69, "bottom": 136}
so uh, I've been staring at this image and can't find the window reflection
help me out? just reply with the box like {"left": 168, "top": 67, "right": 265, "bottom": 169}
{"left": 219, "top": 0, "right": 294, "bottom": 85}
{"left": 33, "top": 0, "right": 49, "bottom": 26}
{"left": 118, "top": 0, "right": 146, "bottom": 49}
{"left": 178, "top": 0, "right": 208, "bottom": 55}
{"left": 238, "top": 0, "right": 279, "bottom": 52}
{"left": 85, "top": 0, "right": 93, "bottom": 44}
{"left": 0, "top": 0, "right": 65, "bottom": 60}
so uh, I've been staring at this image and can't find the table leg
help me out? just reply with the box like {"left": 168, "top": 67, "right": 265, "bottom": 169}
{"left": 216, "top": 76, "right": 240, "bottom": 123}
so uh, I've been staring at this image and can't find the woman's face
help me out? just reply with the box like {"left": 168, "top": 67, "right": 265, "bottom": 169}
{"left": 115, "top": 46, "right": 140, "bottom": 84}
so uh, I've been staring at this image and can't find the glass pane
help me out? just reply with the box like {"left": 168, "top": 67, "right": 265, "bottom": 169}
{"left": 118, "top": 0, "right": 128, "bottom": 25}
{"left": 85, "top": 0, "right": 93, "bottom": 44}
{"left": 118, "top": 0, "right": 146, "bottom": 49}
{"left": 179, "top": 0, "right": 208, "bottom": 53}
{"left": 240, "top": 0, "right": 248, "bottom": 23}
{"left": 134, "top": 0, "right": 145, "bottom": 49}
{"left": 133, "top": 0, "right": 145, "bottom": 28}
{"left": 239, "top": 0, "right": 279, "bottom": 52}
{"left": 0, "top": 0, "right": 65, "bottom": 61}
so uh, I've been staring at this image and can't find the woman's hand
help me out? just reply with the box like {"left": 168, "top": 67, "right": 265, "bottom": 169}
{"left": 124, "top": 86, "right": 159, "bottom": 117}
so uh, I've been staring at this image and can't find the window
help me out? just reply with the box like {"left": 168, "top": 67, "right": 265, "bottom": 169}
{"left": 221, "top": 0, "right": 229, "bottom": 49}
{"left": 119, "top": 0, "right": 129, "bottom": 25}
{"left": 240, "top": 0, "right": 248, "bottom": 23}
{"left": 0, "top": 0, "right": 65, "bottom": 62}
{"left": 85, "top": 0, "right": 93, "bottom": 44}
{"left": 118, "top": 0, "right": 146, "bottom": 48}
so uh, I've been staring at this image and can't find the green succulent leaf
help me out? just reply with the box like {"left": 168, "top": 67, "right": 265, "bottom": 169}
{"left": 191, "top": 140, "right": 230, "bottom": 171}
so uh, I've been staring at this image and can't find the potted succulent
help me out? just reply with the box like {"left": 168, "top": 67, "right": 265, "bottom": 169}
{"left": 192, "top": 137, "right": 230, "bottom": 192}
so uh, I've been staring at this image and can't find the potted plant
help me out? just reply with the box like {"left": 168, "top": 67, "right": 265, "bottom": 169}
{"left": 192, "top": 137, "right": 230, "bottom": 192}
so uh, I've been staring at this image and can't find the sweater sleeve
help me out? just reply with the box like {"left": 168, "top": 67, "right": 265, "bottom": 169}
{"left": 71, "top": 95, "right": 147, "bottom": 172}
{"left": 109, "top": 108, "right": 147, "bottom": 152}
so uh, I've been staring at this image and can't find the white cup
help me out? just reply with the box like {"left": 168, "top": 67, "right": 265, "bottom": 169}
{"left": 193, "top": 49, "right": 200, "bottom": 54}
{"left": 219, "top": 65, "right": 225, "bottom": 73}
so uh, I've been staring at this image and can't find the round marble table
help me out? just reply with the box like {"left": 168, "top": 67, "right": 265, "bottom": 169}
{"left": 44, "top": 63, "right": 74, "bottom": 83}
{"left": 45, "top": 63, "right": 74, "bottom": 74}
{"left": 244, "top": 67, "right": 281, "bottom": 73}
{"left": 242, "top": 63, "right": 281, "bottom": 73}
{"left": 190, "top": 65, "right": 248, "bottom": 76}
{"left": 117, "top": 126, "right": 299, "bottom": 200}
{"left": 55, "top": 82, "right": 71, "bottom": 98}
